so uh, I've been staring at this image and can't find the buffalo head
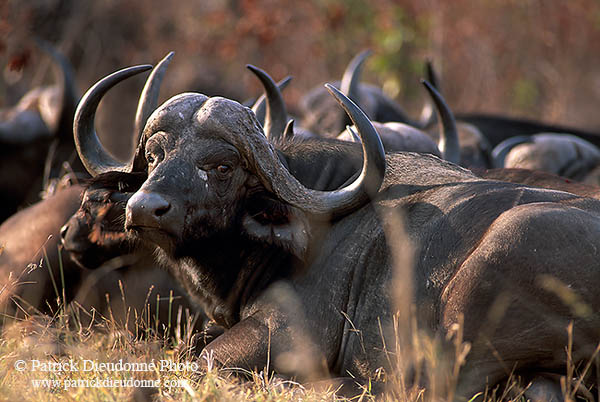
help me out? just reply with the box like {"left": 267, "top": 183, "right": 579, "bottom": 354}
{"left": 73, "top": 56, "right": 385, "bottom": 327}
{"left": 300, "top": 50, "right": 435, "bottom": 137}
{"left": 124, "top": 88, "right": 384, "bottom": 249}
{"left": 0, "top": 41, "right": 80, "bottom": 221}
{"left": 60, "top": 171, "right": 146, "bottom": 269}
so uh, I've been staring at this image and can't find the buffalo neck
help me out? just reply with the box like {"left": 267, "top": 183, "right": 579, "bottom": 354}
{"left": 277, "top": 139, "right": 363, "bottom": 191}
{"left": 170, "top": 232, "right": 296, "bottom": 328}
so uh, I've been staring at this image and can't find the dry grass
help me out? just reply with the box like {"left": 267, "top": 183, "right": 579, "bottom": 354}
{"left": 2, "top": 2, "right": 600, "bottom": 399}
{"left": 1, "top": 235, "right": 598, "bottom": 401}
{"left": 0, "top": 307, "right": 366, "bottom": 401}
{"left": 1, "top": 300, "right": 589, "bottom": 402}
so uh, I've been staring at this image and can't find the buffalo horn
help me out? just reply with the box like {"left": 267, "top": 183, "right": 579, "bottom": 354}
{"left": 283, "top": 119, "right": 295, "bottom": 140}
{"left": 252, "top": 76, "right": 292, "bottom": 127}
{"left": 73, "top": 65, "right": 152, "bottom": 176}
{"left": 131, "top": 52, "right": 174, "bottom": 172}
{"left": 340, "top": 49, "right": 371, "bottom": 102}
{"left": 421, "top": 80, "right": 460, "bottom": 165}
{"left": 254, "top": 83, "right": 385, "bottom": 219}
{"left": 247, "top": 65, "right": 289, "bottom": 142}
{"left": 491, "top": 136, "right": 533, "bottom": 168}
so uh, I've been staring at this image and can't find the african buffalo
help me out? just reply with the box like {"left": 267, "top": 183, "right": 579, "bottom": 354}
{"left": 337, "top": 80, "right": 461, "bottom": 164}
{"left": 0, "top": 184, "right": 83, "bottom": 319}
{"left": 424, "top": 62, "right": 600, "bottom": 170}
{"left": 0, "top": 41, "right": 80, "bottom": 221}
{"left": 491, "top": 133, "right": 600, "bottom": 183}
{"left": 58, "top": 171, "right": 207, "bottom": 336}
{"left": 74, "top": 58, "right": 600, "bottom": 400}
{"left": 338, "top": 121, "right": 441, "bottom": 157}
{"left": 422, "top": 78, "right": 600, "bottom": 197}
{"left": 249, "top": 60, "right": 443, "bottom": 152}
{"left": 300, "top": 50, "right": 430, "bottom": 136}
{"left": 455, "top": 113, "right": 600, "bottom": 149}
{"left": 0, "top": 176, "right": 201, "bottom": 336}
{"left": 1, "top": 53, "right": 204, "bottom": 338}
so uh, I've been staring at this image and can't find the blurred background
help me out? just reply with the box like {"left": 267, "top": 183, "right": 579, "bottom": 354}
{"left": 2, "top": 0, "right": 600, "bottom": 160}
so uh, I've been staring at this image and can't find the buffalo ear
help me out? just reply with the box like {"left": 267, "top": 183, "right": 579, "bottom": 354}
{"left": 242, "top": 199, "right": 310, "bottom": 261}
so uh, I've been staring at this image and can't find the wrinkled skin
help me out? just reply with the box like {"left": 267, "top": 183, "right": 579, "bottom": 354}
{"left": 60, "top": 171, "right": 209, "bottom": 335}
{"left": 122, "top": 92, "right": 600, "bottom": 398}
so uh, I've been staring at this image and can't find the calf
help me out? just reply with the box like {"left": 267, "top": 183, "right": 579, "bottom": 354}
{"left": 60, "top": 171, "right": 209, "bottom": 337}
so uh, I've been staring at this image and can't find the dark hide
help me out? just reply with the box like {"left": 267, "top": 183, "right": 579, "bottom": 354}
{"left": 455, "top": 113, "right": 600, "bottom": 149}
{"left": 300, "top": 81, "right": 416, "bottom": 137}
{"left": 0, "top": 185, "right": 83, "bottom": 318}
{"left": 427, "top": 121, "right": 493, "bottom": 169}
{"left": 338, "top": 121, "right": 441, "bottom": 157}
{"left": 0, "top": 46, "right": 82, "bottom": 222}
{"left": 123, "top": 93, "right": 600, "bottom": 398}
{"left": 472, "top": 167, "right": 600, "bottom": 199}
{"left": 0, "top": 174, "right": 205, "bottom": 340}
{"left": 60, "top": 171, "right": 209, "bottom": 336}
{"left": 493, "top": 134, "right": 600, "bottom": 182}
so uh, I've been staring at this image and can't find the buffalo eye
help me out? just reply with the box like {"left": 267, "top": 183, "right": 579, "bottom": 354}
{"left": 146, "top": 154, "right": 155, "bottom": 164}
{"left": 216, "top": 164, "right": 231, "bottom": 175}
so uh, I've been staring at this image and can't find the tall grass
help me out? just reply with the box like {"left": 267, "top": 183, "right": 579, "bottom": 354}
{"left": 0, "top": 219, "right": 598, "bottom": 401}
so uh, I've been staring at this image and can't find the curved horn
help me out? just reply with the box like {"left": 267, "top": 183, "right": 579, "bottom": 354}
{"left": 419, "top": 60, "right": 440, "bottom": 128}
{"left": 251, "top": 76, "right": 292, "bottom": 126}
{"left": 247, "top": 65, "right": 289, "bottom": 142}
{"left": 346, "top": 125, "right": 361, "bottom": 143}
{"left": 425, "top": 59, "right": 440, "bottom": 91}
{"left": 131, "top": 52, "right": 174, "bottom": 172}
{"left": 421, "top": 80, "right": 460, "bottom": 165}
{"left": 35, "top": 39, "right": 79, "bottom": 139}
{"left": 340, "top": 49, "right": 371, "bottom": 101}
{"left": 491, "top": 136, "right": 533, "bottom": 168}
{"left": 254, "top": 83, "right": 385, "bottom": 219}
{"left": 73, "top": 65, "right": 152, "bottom": 177}
{"left": 338, "top": 49, "right": 371, "bottom": 133}
{"left": 283, "top": 119, "right": 295, "bottom": 140}
{"left": 134, "top": 52, "right": 174, "bottom": 147}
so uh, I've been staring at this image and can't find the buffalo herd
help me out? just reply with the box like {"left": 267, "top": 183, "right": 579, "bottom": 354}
{"left": 3, "top": 47, "right": 600, "bottom": 401}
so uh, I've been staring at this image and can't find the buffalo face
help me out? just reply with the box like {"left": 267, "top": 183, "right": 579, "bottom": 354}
{"left": 74, "top": 61, "right": 385, "bottom": 327}
{"left": 123, "top": 85, "right": 385, "bottom": 259}
{"left": 61, "top": 172, "right": 145, "bottom": 269}
{"left": 124, "top": 95, "right": 257, "bottom": 256}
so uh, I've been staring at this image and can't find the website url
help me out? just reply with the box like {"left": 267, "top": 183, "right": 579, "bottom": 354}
{"left": 31, "top": 378, "right": 165, "bottom": 390}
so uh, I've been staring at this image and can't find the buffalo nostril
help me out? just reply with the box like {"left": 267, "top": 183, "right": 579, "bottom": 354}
{"left": 154, "top": 203, "right": 171, "bottom": 217}
{"left": 127, "top": 191, "right": 172, "bottom": 228}
{"left": 60, "top": 224, "right": 69, "bottom": 240}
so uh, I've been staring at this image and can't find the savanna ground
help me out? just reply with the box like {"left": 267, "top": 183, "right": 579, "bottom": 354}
{"left": 1, "top": 254, "right": 596, "bottom": 402}
{"left": 2, "top": 0, "right": 600, "bottom": 400}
